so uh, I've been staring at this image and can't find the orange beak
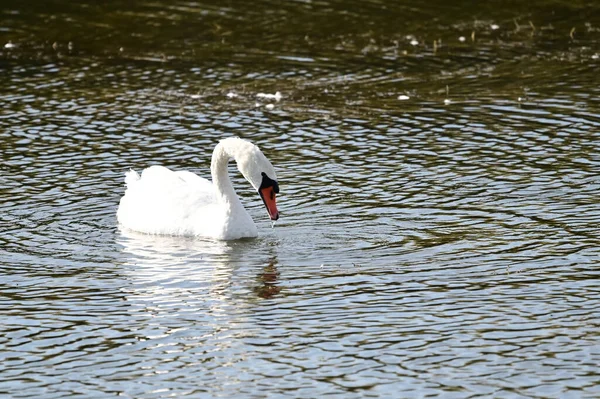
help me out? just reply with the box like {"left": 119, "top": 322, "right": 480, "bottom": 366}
{"left": 259, "top": 186, "right": 279, "bottom": 220}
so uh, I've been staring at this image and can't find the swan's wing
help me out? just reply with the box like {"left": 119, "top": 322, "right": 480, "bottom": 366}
{"left": 136, "top": 166, "right": 213, "bottom": 193}
{"left": 117, "top": 165, "right": 217, "bottom": 235}
{"left": 124, "top": 169, "right": 140, "bottom": 187}
{"left": 173, "top": 170, "right": 214, "bottom": 191}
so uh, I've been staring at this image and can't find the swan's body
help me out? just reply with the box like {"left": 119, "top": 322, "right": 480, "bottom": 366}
{"left": 116, "top": 138, "right": 280, "bottom": 240}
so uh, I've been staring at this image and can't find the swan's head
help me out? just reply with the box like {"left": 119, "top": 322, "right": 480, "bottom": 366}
{"left": 227, "top": 139, "right": 280, "bottom": 221}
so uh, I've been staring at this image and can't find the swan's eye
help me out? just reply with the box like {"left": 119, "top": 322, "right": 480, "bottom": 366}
{"left": 259, "top": 172, "right": 279, "bottom": 193}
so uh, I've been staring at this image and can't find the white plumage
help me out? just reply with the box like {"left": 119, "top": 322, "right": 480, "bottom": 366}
{"left": 116, "top": 138, "right": 280, "bottom": 240}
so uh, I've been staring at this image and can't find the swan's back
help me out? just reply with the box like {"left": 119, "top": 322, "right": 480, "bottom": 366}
{"left": 117, "top": 165, "right": 220, "bottom": 236}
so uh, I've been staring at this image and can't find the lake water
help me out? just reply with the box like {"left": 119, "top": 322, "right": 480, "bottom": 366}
{"left": 1, "top": 0, "right": 599, "bottom": 397}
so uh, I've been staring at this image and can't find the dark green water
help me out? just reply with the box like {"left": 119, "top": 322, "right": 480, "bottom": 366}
{"left": 1, "top": 1, "right": 599, "bottom": 398}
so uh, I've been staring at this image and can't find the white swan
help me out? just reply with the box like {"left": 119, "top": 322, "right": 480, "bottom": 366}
{"left": 116, "top": 137, "right": 280, "bottom": 240}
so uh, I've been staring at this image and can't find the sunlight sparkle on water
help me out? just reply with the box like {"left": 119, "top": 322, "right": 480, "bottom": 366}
{"left": 256, "top": 92, "right": 282, "bottom": 101}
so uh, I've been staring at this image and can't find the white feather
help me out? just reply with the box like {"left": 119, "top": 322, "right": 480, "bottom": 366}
{"left": 116, "top": 138, "right": 279, "bottom": 240}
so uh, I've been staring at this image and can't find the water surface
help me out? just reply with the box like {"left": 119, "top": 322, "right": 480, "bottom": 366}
{"left": 1, "top": 0, "right": 599, "bottom": 397}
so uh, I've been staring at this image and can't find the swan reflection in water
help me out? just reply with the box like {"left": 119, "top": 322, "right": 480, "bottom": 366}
{"left": 116, "top": 228, "right": 282, "bottom": 309}
{"left": 254, "top": 259, "right": 281, "bottom": 299}
{"left": 114, "top": 229, "right": 283, "bottom": 370}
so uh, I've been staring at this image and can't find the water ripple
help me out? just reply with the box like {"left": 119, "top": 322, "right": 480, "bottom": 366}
{"left": 2, "top": 0, "right": 600, "bottom": 397}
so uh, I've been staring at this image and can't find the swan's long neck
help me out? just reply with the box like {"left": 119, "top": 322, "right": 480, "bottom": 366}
{"left": 210, "top": 139, "right": 255, "bottom": 208}
{"left": 211, "top": 144, "right": 239, "bottom": 205}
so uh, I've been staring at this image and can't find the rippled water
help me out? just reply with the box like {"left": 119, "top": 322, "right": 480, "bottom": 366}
{"left": 1, "top": 0, "right": 600, "bottom": 397}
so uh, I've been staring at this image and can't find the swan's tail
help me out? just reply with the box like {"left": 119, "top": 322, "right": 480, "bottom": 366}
{"left": 124, "top": 169, "right": 140, "bottom": 188}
